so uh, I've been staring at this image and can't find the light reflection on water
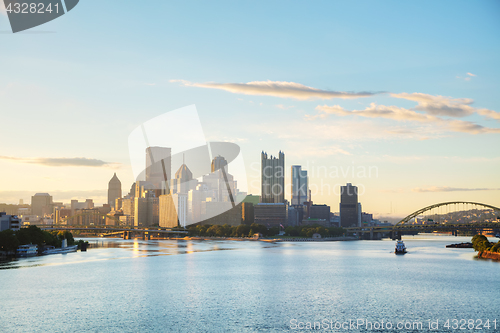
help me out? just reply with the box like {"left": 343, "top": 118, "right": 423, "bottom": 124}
{"left": 0, "top": 236, "right": 499, "bottom": 332}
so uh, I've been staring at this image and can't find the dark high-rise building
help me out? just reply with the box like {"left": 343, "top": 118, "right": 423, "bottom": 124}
{"left": 261, "top": 151, "right": 285, "bottom": 203}
{"left": 145, "top": 147, "right": 171, "bottom": 191}
{"left": 108, "top": 173, "right": 122, "bottom": 209}
{"left": 242, "top": 202, "right": 254, "bottom": 225}
{"left": 340, "top": 183, "right": 359, "bottom": 227}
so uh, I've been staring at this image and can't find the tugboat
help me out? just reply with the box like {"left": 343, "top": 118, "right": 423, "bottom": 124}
{"left": 395, "top": 240, "right": 407, "bottom": 254}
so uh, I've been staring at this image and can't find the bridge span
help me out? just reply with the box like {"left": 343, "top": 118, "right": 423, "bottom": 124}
{"left": 348, "top": 201, "right": 500, "bottom": 240}
{"left": 41, "top": 225, "right": 188, "bottom": 240}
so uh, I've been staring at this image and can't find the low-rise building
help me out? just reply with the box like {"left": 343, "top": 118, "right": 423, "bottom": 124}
{"left": 0, "top": 212, "right": 20, "bottom": 232}
{"left": 254, "top": 203, "right": 287, "bottom": 228}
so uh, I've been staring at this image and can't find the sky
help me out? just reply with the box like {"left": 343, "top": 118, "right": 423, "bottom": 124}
{"left": 0, "top": 0, "right": 499, "bottom": 220}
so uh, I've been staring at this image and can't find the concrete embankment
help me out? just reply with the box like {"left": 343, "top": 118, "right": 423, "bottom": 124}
{"left": 477, "top": 251, "right": 500, "bottom": 261}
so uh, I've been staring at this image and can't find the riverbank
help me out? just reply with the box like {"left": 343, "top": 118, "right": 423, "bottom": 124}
{"left": 477, "top": 251, "right": 500, "bottom": 261}
{"left": 181, "top": 236, "right": 358, "bottom": 242}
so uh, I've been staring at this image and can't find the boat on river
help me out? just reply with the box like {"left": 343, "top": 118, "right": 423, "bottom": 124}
{"left": 395, "top": 240, "right": 407, "bottom": 254}
{"left": 17, "top": 244, "right": 38, "bottom": 257}
{"left": 42, "top": 239, "right": 77, "bottom": 255}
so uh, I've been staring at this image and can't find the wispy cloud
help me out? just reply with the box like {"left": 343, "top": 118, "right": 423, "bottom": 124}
{"left": 171, "top": 79, "right": 379, "bottom": 100}
{"left": 392, "top": 92, "right": 500, "bottom": 121}
{"left": 456, "top": 73, "right": 477, "bottom": 81}
{"left": 275, "top": 104, "right": 295, "bottom": 110}
{"left": 0, "top": 156, "right": 119, "bottom": 167}
{"left": 298, "top": 146, "right": 352, "bottom": 157}
{"left": 412, "top": 186, "right": 500, "bottom": 193}
{"left": 310, "top": 103, "right": 500, "bottom": 134}
{"left": 391, "top": 93, "right": 475, "bottom": 117}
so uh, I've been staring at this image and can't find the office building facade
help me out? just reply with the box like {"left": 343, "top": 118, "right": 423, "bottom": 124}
{"left": 31, "top": 193, "right": 53, "bottom": 217}
{"left": 145, "top": 146, "right": 172, "bottom": 191}
{"left": 291, "top": 165, "right": 308, "bottom": 205}
{"left": 339, "top": 183, "right": 359, "bottom": 227}
{"left": 261, "top": 151, "right": 285, "bottom": 203}
{"left": 108, "top": 173, "right": 122, "bottom": 209}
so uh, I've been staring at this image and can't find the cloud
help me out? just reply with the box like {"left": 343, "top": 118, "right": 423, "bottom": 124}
{"left": 275, "top": 104, "right": 295, "bottom": 110}
{"left": 0, "top": 156, "right": 119, "bottom": 167}
{"left": 476, "top": 108, "right": 500, "bottom": 121}
{"left": 393, "top": 92, "right": 500, "bottom": 121}
{"left": 297, "top": 146, "right": 352, "bottom": 157}
{"left": 456, "top": 73, "right": 477, "bottom": 81}
{"left": 412, "top": 186, "right": 500, "bottom": 192}
{"left": 171, "top": 79, "right": 378, "bottom": 100}
{"left": 391, "top": 93, "right": 476, "bottom": 117}
{"left": 311, "top": 103, "right": 500, "bottom": 134}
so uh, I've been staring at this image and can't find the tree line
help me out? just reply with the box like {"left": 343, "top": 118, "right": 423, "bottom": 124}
{"left": 187, "top": 223, "right": 347, "bottom": 238}
{"left": 0, "top": 225, "right": 76, "bottom": 252}
{"left": 472, "top": 235, "right": 500, "bottom": 253}
{"left": 188, "top": 223, "right": 279, "bottom": 237}
{"left": 284, "top": 225, "right": 346, "bottom": 238}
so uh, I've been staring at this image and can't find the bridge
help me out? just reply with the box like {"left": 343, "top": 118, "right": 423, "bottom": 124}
{"left": 346, "top": 201, "right": 500, "bottom": 240}
{"left": 41, "top": 201, "right": 500, "bottom": 241}
{"left": 41, "top": 225, "right": 188, "bottom": 240}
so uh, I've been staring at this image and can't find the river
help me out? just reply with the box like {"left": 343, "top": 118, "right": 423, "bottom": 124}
{"left": 0, "top": 235, "right": 499, "bottom": 332}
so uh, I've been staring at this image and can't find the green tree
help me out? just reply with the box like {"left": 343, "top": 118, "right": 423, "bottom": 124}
{"left": 15, "top": 225, "right": 45, "bottom": 247}
{"left": 490, "top": 242, "right": 500, "bottom": 253}
{"left": 0, "top": 229, "right": 20, "bottom": 252}
{"left": 472, "top": 235, "right": 491, "bottom": 252}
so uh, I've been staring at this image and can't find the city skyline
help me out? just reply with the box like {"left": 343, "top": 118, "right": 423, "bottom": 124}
{"left": 1, "top": 1, "right": 499, "bottom": 218}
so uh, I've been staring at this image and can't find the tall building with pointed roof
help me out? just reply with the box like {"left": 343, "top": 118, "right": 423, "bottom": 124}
{"left": 108, "top": 173, "right": 122, "bottom": 209}
{"left": 171, "top": 163, "right": 195, "bottom": 194}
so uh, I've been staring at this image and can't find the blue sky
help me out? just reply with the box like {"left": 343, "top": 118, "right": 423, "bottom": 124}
{"left": 0, "top": 1, "right": 499, "bottom": 218}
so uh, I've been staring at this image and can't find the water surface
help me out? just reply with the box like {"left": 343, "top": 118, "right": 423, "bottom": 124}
{"left": 1, "top": 235, "right": 498, "bottom": 332}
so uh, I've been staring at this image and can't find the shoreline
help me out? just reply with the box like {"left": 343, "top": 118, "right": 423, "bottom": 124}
{"left": 75, "top": 235, "right": 359, "bottom": 243}
{"left": 477, "top": 251, "right": 500, "bottom": 261}
{"left": 182, "top": 236, "right": 358, "bottom": 242}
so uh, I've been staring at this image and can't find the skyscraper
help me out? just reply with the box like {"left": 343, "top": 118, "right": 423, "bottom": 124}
{"left": 340, "top": 183, "right": 359, "bottom": 227}
{"left": 261, "top": 151, "right": 285, "bottom": 203}
{"left": 211, "top": 155, "right": 228, "bottom": 173}
{"left": 145, "top": 146, "right": 171, "bottom": 191}
{"left": 291, "top": 165, "right": 308, "bottom": 205}
{"left": 108, "top": 173, "right": 121, "bottom": 209}
{"left": 31, "top": 193, "right": 53, "bottom": 217}
{"left": 134, "top": 190, "right": 159, "bottom": 227}
{"left": 171, "top": 163, "right": 195, "bottom": 194}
